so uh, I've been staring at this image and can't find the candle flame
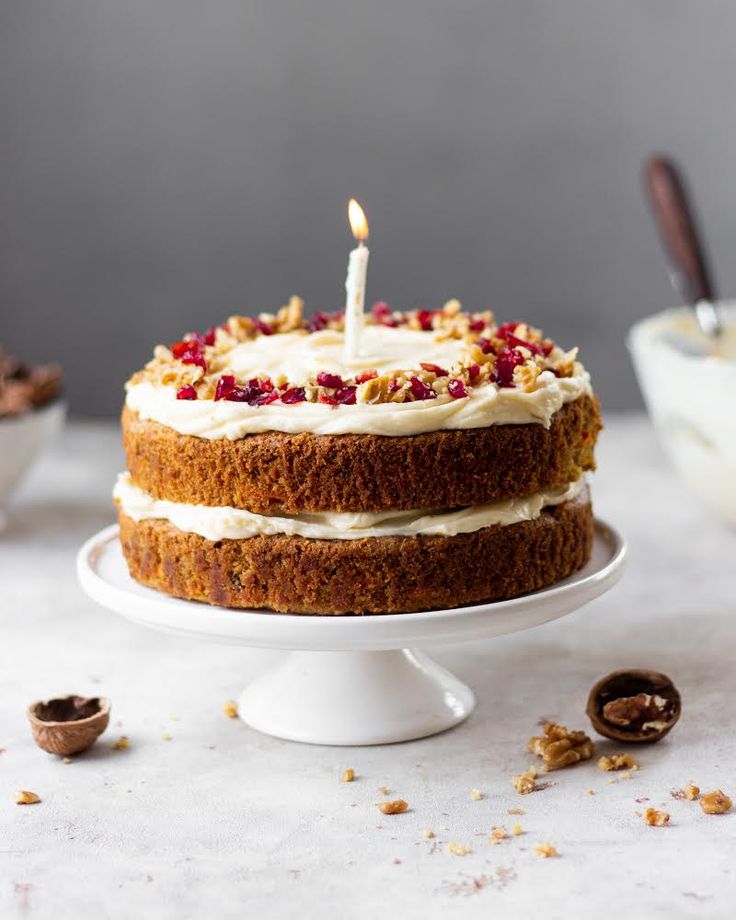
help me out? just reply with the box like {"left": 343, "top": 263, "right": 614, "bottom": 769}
{"left": 348, "top": 199, "right": 369, "bottom": 242}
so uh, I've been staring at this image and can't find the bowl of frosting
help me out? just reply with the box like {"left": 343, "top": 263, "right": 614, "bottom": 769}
{"left": 628, "top": 303, "right": 736, "bottom": 524}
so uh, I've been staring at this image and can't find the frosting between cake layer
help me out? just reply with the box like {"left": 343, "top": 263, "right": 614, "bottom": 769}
{"left": 114, "top": 472, "right": 585, "bottom": 541}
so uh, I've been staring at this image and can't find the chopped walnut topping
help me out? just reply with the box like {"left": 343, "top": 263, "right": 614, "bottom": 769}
{"left": 223, "top": 700, "right": 238, "bottom": 719}
{"left": 341, "top": 768, "right": 355, "bottom": 783}
{"left": 643, "top": 807, "right": 670, "bottom": 826}
{"left": 529, "top": 722, "right": 594, "bottom": 771}
{"left": 470, "top": 788, "right": 483, "bottom": 801}
{"left": 533, "top": 842, "right": 558, "bottom": 858}
{"left": 598, "top": 753, "right": 639, "bottom": 772}
{"left": 16, "top": 790, "right": 41, "bottom": 805}
{"left": 490, "top": 826, "right": 508, "bottom": 844}
{"left": 447, "top": 842, "right": 472, "bottom": 856}
{"left": 700, "top": 790, "right": 732, "bottom": 815}
{"left": 512, "top": 766, "right": 539, "bottom": 795}
{"left": 513, "top": 362, "right": 542, "bottom": 392}
{"left": 378, "top": 800, "right": 408, "bottom": 815}
{"left": 113, "top": 736, "right": 129, "bottom": 751}
{"left": 685, "top": 784, "right": 700, "bottom": 801}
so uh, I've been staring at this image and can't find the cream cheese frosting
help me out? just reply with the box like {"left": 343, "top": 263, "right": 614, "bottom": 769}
{"left": 126, "top": 326, "right": 591, "bottom": 438}
{"left": 114, "top": 472, "right": 585, "bottom": 541}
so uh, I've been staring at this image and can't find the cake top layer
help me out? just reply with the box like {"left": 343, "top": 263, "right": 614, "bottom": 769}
{"left": 126, "top": 298, "right": 591, "bottom": 438}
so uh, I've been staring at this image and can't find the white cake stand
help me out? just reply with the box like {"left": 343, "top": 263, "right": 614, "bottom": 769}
{"left": 77, "top": 521, "right": 625, "bottom": 746}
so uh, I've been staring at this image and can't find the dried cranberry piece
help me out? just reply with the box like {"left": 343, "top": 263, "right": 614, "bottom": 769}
{"left": 258, "top": 377, "right": 274, "bottom": 392}
{"left": 389, "top": 378, "right": 402, "bottom": 393}
{"left": 203, "top": 326, "right": 217, "bottom": 346}
{"left": 252, "top": 390, "right": 279, "bottom": 406}
{"left": 420, "top": 362, "right": 448, "bottom": 377}
{"left": 447, "top": 379, "right": 468, "bottom": 399}
{"left": 316, "top": 371, "right": 344, "bottom": 388}
{"left": 417, "top": 309, "right": 435, "bottom": 331}
{"left": 355, "top": 370, "right": 378, "bottom": 384}
{"left": 308, "top": 311, "right": 330, "bottom": 332}
{"left": 468, "top": 363, "right": 481, "bottom": 382}
{"left": 254, "top": 318, "right": 274, "bottom": 335}
{"left": 318, "top": 392, "right": 338, "bottom": 405}
{"left": 496, "top": 321, "right": 520, "bottom": 339}
{"left": 469, "top": 318, "right": 486, "bottom": 332}
{"left": 335, "top": 386, "right": 357, "bottom": 405}
{"left": 372, "top": 301, "right": 392, "bottom": 319}
{"left": 176, "top": 385, "right": 198, "bottom": 400}
{"left": 542, "top": 340, "right": 554, "bottom": 357}
{"left": 215, "top": 375, "right": 236, "bottom": 401}
{"left": 281, "top": 387, "right": 307, "bottom": 404}
{"left": 503, "top": 333, "right": 543, "bottom": 356}
{"left": 409, "top": 376, "right": 437, "bottom": 401}
{"left": 225, "top": 385, "right": 261, "bottom": 403}
{"left": 180, "top": 349, "right": 207, "bottom": 371}
{"left": 171, "top": 340, "right": 190, "bottom": 358}
{"left": 494, "top": 348, "right": 525, "bottom": 387}
{"left": 478, "top": 338, "right": 496, "bottom": 355}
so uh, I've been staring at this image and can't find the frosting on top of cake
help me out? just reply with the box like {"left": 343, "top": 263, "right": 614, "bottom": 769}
{"left": 125, "top": 298, "right": 592, "bottom": 438}
{"left": 114, "top": 472, "right": 585, "bottom": 541}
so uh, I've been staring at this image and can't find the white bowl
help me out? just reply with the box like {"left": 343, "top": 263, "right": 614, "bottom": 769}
{"left": 0, "top": 400, "right": 66, "bottom": 518}
{"left": 628, "top": 304, "right": 736, "bottom": 524}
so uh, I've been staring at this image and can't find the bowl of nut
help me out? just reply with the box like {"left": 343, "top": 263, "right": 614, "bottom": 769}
{"left": 0, "top": 349, "right": 64, "bottom": 524}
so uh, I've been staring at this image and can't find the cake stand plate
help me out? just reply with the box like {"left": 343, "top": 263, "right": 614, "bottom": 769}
{"left": 77, "top": 521, "right": 625, "bottom": 746}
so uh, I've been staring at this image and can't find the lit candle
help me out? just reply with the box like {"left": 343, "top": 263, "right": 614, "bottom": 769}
{"left": 344, "top": 199, "right": 370, "bottom": 360}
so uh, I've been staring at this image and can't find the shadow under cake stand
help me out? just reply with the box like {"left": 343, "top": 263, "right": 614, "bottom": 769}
{"left": 77, "top": 521, "right": 625, "bottom": 746}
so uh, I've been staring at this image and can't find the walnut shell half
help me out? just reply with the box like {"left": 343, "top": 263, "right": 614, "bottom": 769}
{"left": 586, "top": 670, "right": 680, "bottom": 744}
{"left": 27, "top": 695, "right": 111, "bottom": 755}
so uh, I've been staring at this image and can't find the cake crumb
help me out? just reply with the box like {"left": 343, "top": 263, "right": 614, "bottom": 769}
{"left": 341, "top": 768, "right": 355, "bottom": 783}
{"left": 643, "top": 807, "right": 670, "bottom": 826}
{"left": 598, "top": 753, "right": 639, "bottom": 772}
{"left": 512, "top": 823, "right": 523, "bottom": 836}
{"left": 423, "top": 829, "right": 435, "bottom": 839}
{"left": 507, "top": 807, "right": 525, "bottom": 815}
{"left": 700, "top": 790, "right": 732, "bottom": 815}
{"left": 378, "top": 800, "right": 408, "bottom": 815}
{"left": 448, "top": 842, "right": 472, "bottom": 857}
{"left": 223, "top": 700, "right": 238, "bottom": 719}
{"left": 586, "top": 788, "right": 595, "bottom": 796}
{"left": 512, "top": 766, "right": 538, "bottom": 795}
{"left": 114, "top": 736, "right": 129, "bottom": 751}
{"left": 533, "top": 842, "right": 558, "bottom": 858}
{"left": 16, "top": 790, "right": 41, "bottom": 806}
{"left": 470, "top": 788, "right": 483, "bottom": 801}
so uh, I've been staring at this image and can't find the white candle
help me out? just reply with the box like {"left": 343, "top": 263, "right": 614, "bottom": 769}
{"left": 344, "top": 199, "right": 370, "bottom": 360}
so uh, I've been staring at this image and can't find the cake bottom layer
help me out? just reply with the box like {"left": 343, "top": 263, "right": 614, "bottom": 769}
{"left": 118, "top": 487, "right": 593, "bottom": 615}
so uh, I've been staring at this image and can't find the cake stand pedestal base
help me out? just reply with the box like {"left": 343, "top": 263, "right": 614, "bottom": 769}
{"left": 77, "top": 521, "right": 625, "bottom": 747}
{"left": 238, "top": 649, "right": 475, "bottom": 745}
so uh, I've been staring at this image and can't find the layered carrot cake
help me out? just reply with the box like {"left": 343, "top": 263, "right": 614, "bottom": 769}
{"left": 115, "top": 298, "right": 600, "bottom": 614}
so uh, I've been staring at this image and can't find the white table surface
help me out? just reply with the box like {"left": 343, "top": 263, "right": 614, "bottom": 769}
{"left": 1, "top": 414, "right": 735, "bottom": 920}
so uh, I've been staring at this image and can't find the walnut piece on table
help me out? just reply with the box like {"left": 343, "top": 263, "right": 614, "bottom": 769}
{"left": 700, "top": 790, "right": 732, "bottom": 815}
{"left": 377, "top": 799, "right": 408, "bottom": 815}
{"left": 533, "top": 842, "right": 559, "bottom": 858}
{"left": 341, "top": 768, "right": 355, "bottom": 783}
{"left": 512, "top": 766, "right": 539, "bottom": 795}
{"left": 598, "top": 753, "right": 639, "bottom": 772}
{"left": 643, "top": 807, "right": 670, "bottom": 826}
{"left": 685, "top": 784, "right": 700, "bottom": 801}
{"left": 529, "top": 722, "right": 594, "bottom": 771}
{"left": 15, "top": 790, "right": 41, "bottom": 806}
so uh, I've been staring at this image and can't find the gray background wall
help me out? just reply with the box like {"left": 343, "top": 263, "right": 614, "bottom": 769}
{"left": 1, "top": 1, "right": 735, "bottom": 416}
